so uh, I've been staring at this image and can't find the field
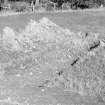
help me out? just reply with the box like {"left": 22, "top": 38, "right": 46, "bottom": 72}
{"left": 0, "top": 9, "right": 105, "bottom": 33}
{"left": 0, "top": 9, "right": 105, "bottom": 105}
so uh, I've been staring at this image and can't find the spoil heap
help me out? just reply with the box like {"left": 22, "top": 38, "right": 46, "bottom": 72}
{"left": 0, "top": 17, "right": 105, "bottom": 104}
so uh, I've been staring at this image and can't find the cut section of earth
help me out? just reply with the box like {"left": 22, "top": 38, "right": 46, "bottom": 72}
{"left": 0, "top": 17, "right": 105, "bottom": 105}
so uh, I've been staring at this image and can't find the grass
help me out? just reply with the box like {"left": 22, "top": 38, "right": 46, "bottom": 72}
{"left": 0, "top": 10, "right": 105, "bottom": 105}
{"left": 0, "top": 9, "right": 105, "bottom": 33}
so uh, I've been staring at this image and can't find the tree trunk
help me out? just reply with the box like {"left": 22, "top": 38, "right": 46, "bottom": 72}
{"left": 35, "top": 0, "right": 40, "bottom": 6}
{"left": 4, "top": 0, "right": 8, "bottom": 5}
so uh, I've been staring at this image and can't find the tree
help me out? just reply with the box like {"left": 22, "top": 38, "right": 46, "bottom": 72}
{"left": 4, "top": 0, "right": 8, "bottom": 4}
{"left": 35, "top": 0, "right": 40, "bottom": 6}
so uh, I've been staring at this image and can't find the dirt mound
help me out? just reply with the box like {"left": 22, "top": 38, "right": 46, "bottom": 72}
{"left": 23, "top": 17, "right": 68, "bottom": 43}
{"left": 0, "top": 17, "right": 105, "bottom": 104}
{"left": 2, "top": 27, "right": 20, "bottom": 50}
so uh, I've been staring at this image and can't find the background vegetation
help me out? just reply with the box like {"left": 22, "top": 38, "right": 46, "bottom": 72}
{"left": 0, "top": 0, "right": 105, "bottom": 12}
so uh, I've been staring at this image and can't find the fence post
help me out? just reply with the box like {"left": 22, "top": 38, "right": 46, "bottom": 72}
{"left": 31, "top": 1, "right": 35, "bottom": 12}
{"left": 54, "top": 3, "right": 57, "bottom": 10}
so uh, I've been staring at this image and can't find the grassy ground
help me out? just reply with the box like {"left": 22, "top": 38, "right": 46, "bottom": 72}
{"left": 0, "top": 9, "right": 105, "bottom": 33}
{"left": 0, "top": 10, "right": 105, "bottom": 105}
